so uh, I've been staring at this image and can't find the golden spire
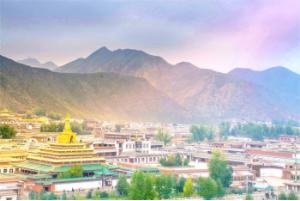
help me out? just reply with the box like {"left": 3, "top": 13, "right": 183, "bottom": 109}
{"left": 56, "top": 114, "right": 77, "bottom": 144}
{"left": 63, "top": 113, "right": 72, "bottom": 133}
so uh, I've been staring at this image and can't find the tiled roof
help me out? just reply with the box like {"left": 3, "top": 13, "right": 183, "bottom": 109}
{"left": 246, "top": 149, "right": 293, "bottom": 158}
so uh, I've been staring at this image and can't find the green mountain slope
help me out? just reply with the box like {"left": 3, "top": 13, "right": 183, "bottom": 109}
{"left": 0, "top": 55, "right": 187, "bottom": 122}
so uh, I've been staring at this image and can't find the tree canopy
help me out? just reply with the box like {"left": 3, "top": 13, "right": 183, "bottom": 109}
{"left": 196, "top": 177, "right": 218, "bottom": 200}
{"left": 159, "top": 154, "right": 189, "bottom": 167}
{"left": 0, "top": 124, "right": 16, "bottom": 139}
{"left": 183, "top": 177, "right": 193, "bottom": 197}
{"left": 219, "top": 122, "right": 300, "bottom": 141}
{"left": 155, "top": 128, "right": 172, "bottom": 145}
{"left": 58, "top": 165, "right": 83, "bottom": 178}
{"left": 208, "top": 150, "right": 232, "bottom": 188}
{"left": 190, "top": 125, "right": 215, "bottom": 142}
{"left": 116, "top": 175, "right": 130, "bottom": 196}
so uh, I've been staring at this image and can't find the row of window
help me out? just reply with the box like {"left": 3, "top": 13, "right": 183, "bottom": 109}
{"left": 0, "top": 168, "right": 14, "bottom": 173}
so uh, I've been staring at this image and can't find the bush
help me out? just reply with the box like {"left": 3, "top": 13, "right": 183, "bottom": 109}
{"left": 100, "top": 192, "right": 109, "bottom": 198}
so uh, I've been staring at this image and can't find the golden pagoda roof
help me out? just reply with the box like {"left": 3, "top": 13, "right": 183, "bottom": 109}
{"left": 56, "top": 114, "right": 77, "bottom": 144}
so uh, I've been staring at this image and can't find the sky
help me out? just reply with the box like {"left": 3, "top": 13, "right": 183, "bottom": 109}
{"left": 0, "top": 0, "right": 300, "bottom": 73}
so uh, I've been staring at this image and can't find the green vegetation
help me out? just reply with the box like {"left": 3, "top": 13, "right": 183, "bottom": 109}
{"left": 28, "top": 191, "right": 58, "bottom": 200}
{"left": 47, "top": 112, "right": 62, "bottom": 120}
{"left": 176, "top": 177, "right": 186, "bottom": 193}
{"left": 245, "top": 193, "right": 253, "bottom": 200}
{"left": 34, "top": 108, "right": 47, "bottom": 116}
{"left": 183, "top": 177, "right": 193, "bottom": 197}
{"left": 155, "top": 128, "right": 172, "bottom": 145}
{"left": 287, "top": 191, "right": 299, "bottom": 200}
{"left": 209, "top": 150, "right": 233, "bottom": 188}
{"left": 40, "top": 122, "right": 84, "bottom": 134}
{"left": 116, "top": 175, "right": 130, "bottom": 196}
{"left": 219, "top": 122, "right": 300, "bottom": 141}
{"left": 159, "top": 153, "right": 189, "bottom": 167}
{"left": 58, "top": 165, "right": 83, "bottom": 179}
{"left": 196, "top": 177, "right": 218, "bottom": 200}
{"left": 190, "top": 125, "right": 215, "bottom": 142}
{"left": 278, "top": 191, "right": 299, "bottom": 200}
{"left": 0, "top": 124, "right": 16, "bottom": 139}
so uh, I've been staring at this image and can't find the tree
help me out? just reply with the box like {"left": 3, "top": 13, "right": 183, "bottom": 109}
{"left": 245, "top": 193, "right": 253, "bottom": 200}
{"left": 190, "top": 125, "right": 206, "bottom": 142}
{"left": 196, "top": 177, "right": 218, "bottom": 200}
{"left": 208, "top": 150, "right": 232, "bottom": 188}
{"left": 144, "top": 174, "right": 156, "bottom": 199}
{"left": 28, "top": 191, "right": 38, "bottom": 200}
{"left": 34, "top": 108, "right": 46, "bottom": 116}
{"left": 99, "top": 192, "right": 109, "bottom": 198}
{"left": 159, "top": 154, "right": 189, "bottom": 167}
{"left": 278, "top": 192, "right": 287, "bottom": 200}
{"left": 287, "top": 191, "right": 298, "bottom": 200}
{"left": 47, "top": 112, "right": 62, "bottom": 120}
{"left": 183, "top": 177, "right": 193, "bottom": 197}
{"left": 0, "top": 125, "right": 16, "bottom": 139}
{"left": 129, "top": 171, "right": 145, "bottom": 199}
{"left": 48, "top": 192, "right": 58, "bottom": 200}
{"left": 39, "top": 191, "right": 49, "bottom": 200}
{"left": 61, "top": 191, "right": 67, "bottom": 200}
{"left": 59, "top": 165, "right": 83, "bottom": 178}
{"left": 155, "top": 129, "right": 172, "bottom": 146}
{"left": 116, "top": 175, "right": 130, "bottom": 196}
{"left": 177, "top": 177, "right": 186, "bottom": 193}
{"left": 155, "top": 175, "right": 173, "bottom": 199}
{"left": 86, "top": 190, "right": 93, "bottom": 199}
{"left": 190, "top": 125, "right": 215, "bottom": 142}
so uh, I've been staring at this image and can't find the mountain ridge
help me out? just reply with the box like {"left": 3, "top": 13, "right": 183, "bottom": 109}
{"left": 18, "top": 57, "right": 58, "bottom": 70}
{"left": 0, "top": 55, "right": 188, "bottom": 123}
{"left": 56, "top": 47, "right": 300, "bottom": 121}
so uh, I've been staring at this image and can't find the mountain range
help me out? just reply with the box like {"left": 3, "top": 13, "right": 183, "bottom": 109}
{"left": 0, "top": 55, "right": 186, "bottom": 122}
{"left": 57, "top": 47, "right": 300, "bottom": 122}
{"left": 1, "top": 47, "right": 300, "bottom": 122}
{"left": 18, "top": 57, "right": 57, "bottom": 70}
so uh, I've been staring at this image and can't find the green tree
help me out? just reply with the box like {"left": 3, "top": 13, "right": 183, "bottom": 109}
{"left": 34, "top": 108, "right": 46, "bottom": 116}
{"left": 39, "top": 191, "right": 49, "bottom": 200}
{"left": 129, "top": 171, "right": 145, "bottom": 199}
{"left": 177, "top": 177, "right": 186, "bottom": 193}
{"left": 47, "top": 112, "right": 62, "bottom": 120}
{"left": 278, "top": 192, "right": 287, "bottom": 200}
{"left": 116, "top": 175, "right": 130, "bottom": 196}
{"left": 99, "top": 192, "right": 109, "bottom": 198}
{"left": 219, "top": 122, "right": 230, "bottom": 140}
{"left": 245, "top": 193, "right": 253, "bottom": 200}
{"left": 28, "top": 191, "right": 38, "bottom": 200}
{"left": 0, "top": 125, "right": 16, "bottom": 139}
{"left": 61, "top": 191, "right": 67, "bottom": 200}
{"left": 209, "top": 150, "right": 232, "bottom": 188}
{"left": 183, "top": 177, "right": 193, "bottom": 197}
{"left": 86, "top": 190, "right": 93, "bottom": 199}
{"left": 144, "top": 174, "right": 156, "bottom": 199}
{"left": 196, "top": 177, "right": 218, "bottom": 200}
{"left": 287, "top": 191, "right": 298, "bottom": 200}
{"left": 48, "top": 192, "right": 58, "bottom": 200}
{"left": 155, "top": 129, "right": 172, "bottom": 146}
{"left": 155, "top": 175, "right": 173, "bottom": 199}
{"left": 190, "top": 125, "right": 206, "bottom": 142}
{"left": 59, "top": 165, "right": 83, "bottom": 178}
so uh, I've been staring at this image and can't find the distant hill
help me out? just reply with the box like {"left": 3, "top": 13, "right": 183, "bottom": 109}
{"left": 18, "top": 57, "right": 57, "bottom": 70}
{"left": 0, "top": 55, "right": 187, "bottom": 122}
{"left": 56, "top": 47, "right": 300, "bottom": 121}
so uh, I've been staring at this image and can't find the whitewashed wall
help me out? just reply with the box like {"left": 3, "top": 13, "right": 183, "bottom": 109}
{"left": 54, "top": 180, "right": 102, "bottom": 191}
{"left": 260, "top": 168, "right": 283, "bottom": 178}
